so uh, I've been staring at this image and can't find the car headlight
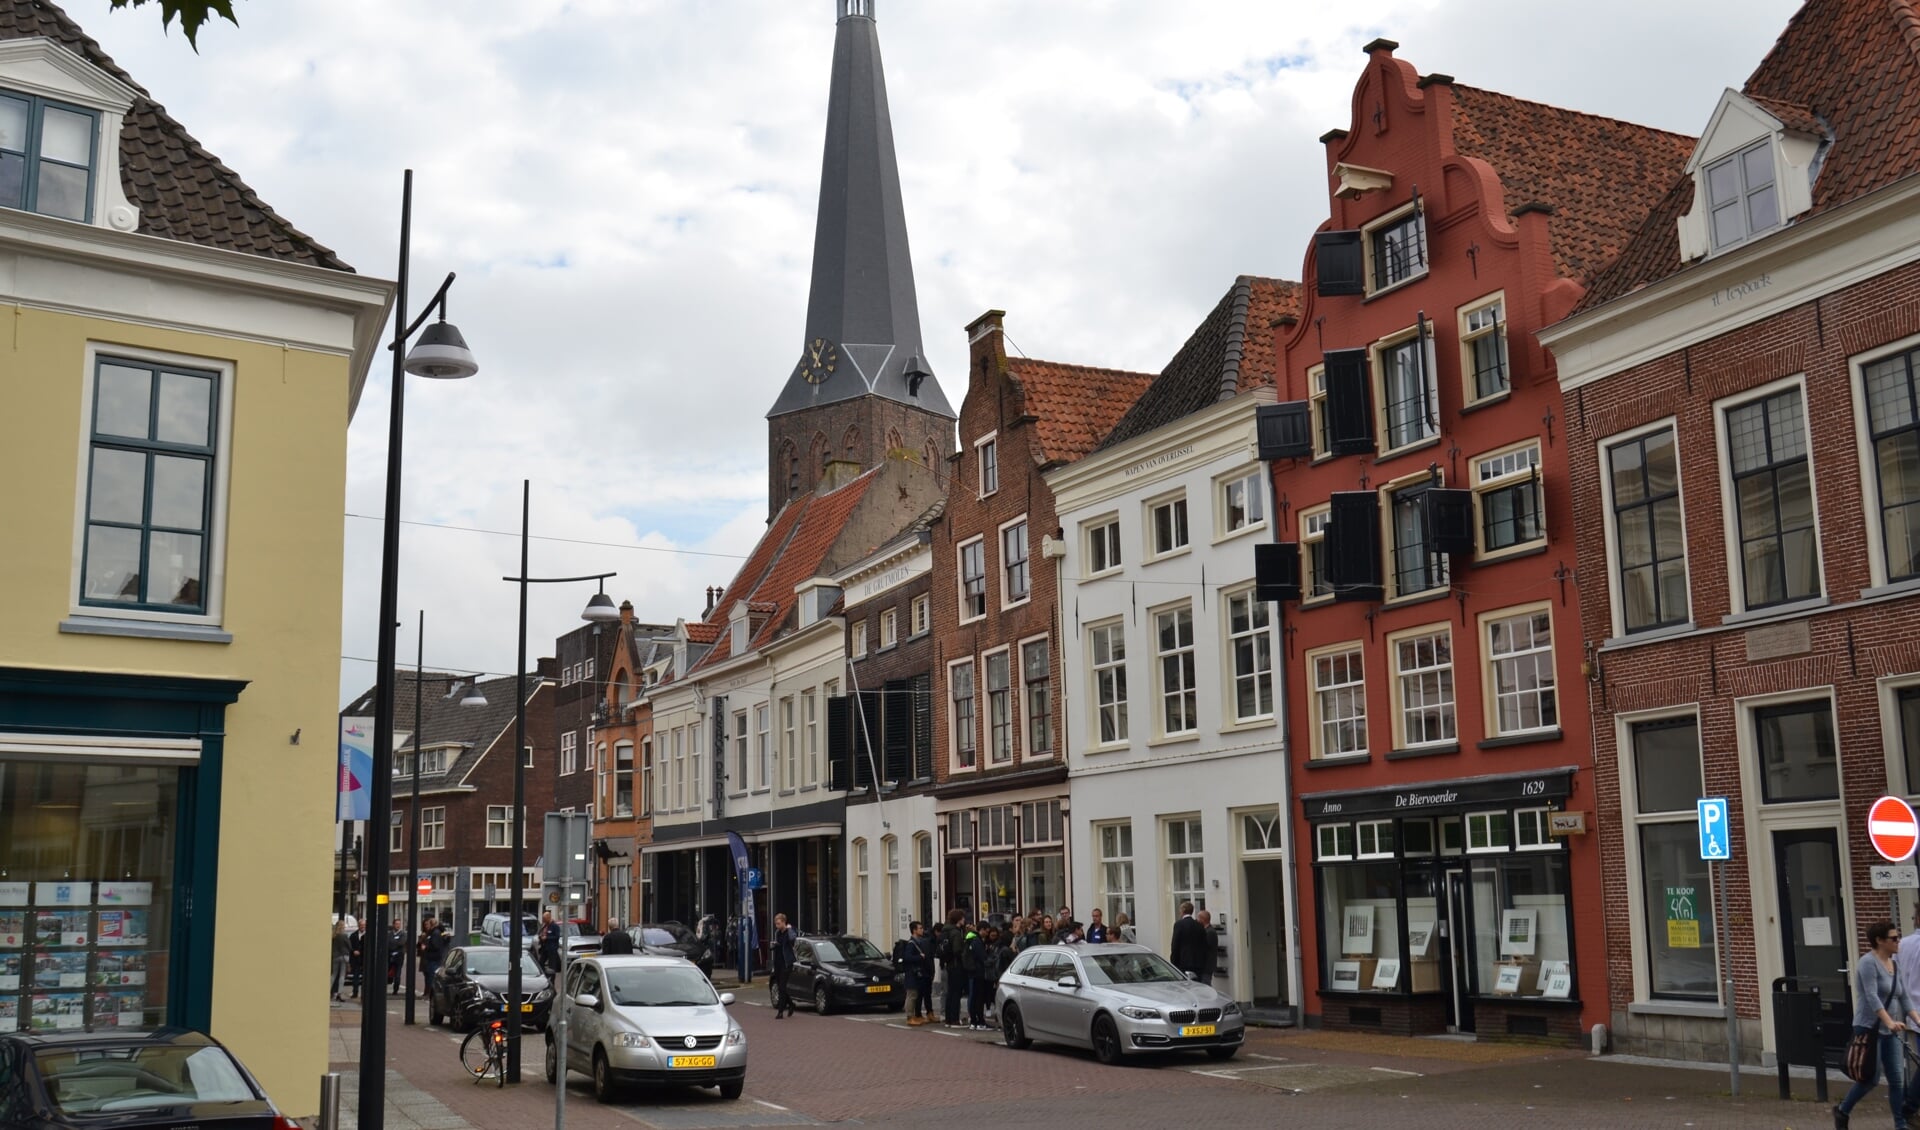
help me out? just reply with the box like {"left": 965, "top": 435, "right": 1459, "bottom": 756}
{"left": 612, "top": 1032, "right": 650, "bottom": 1048}
{"left": 1118, "top": 1005, "right": 1161, "bottom": 1020}
{"left": 478, "top": 989, "right": 504, "bottom": 1005}
{"left": 1223, "top": 1000, "right": 1242, "bottom": 1016}
{"left": 725, "top": 1028, "right": 746, "bottom": 1046}
{"left": 832, "top": 973, "right": 859, "bottom": 985}
{"left": 532, "top": 987, "right": 554, "bottom": 1003}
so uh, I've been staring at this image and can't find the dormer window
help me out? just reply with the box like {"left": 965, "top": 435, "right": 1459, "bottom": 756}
{"left": 1706, "top": 140, "right": 1779, "bottom": 250}
{"left": 0, "top": 91, "right": 96, "bottom": 221}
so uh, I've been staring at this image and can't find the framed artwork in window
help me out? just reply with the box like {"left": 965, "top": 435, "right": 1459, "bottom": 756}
{"left": 1331, "top": 960, "right": 1362, "bottom": 990}
{"left": 1535, "top": 958, "right": 1569, "bottom": 992}
{"left": 1543, "top": 969, "right": 1573, "bottom": 999}
{"left": 1372, "top": 958, "right": 1401, "bottom": 990}
{"left": 1501, "top": 909, "right": 1537, "bottom": 956}
{"left": 1407, "top": 921, "right": 1434, "bottom": 957}
{"left": 1492, "top": 964, "right": 1523, "bottom": 994}
{"left": 1342, "top": 905, "right": 1375, "bottom": 955}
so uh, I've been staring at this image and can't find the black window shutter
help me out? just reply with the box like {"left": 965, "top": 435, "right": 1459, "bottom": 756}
{"left": 1316, "top": 230, "right": 1365, "bottom": 296}
{"left": 883, "top": 680, "right": 913, "bottom": 783}
{"left": 853, "top": 690, "right": 879, "bottom": 790}
{"left": 827, "top": 694, "right": 853, "bottom": 792}
{"left": 1255, "top": 542, "right": 1301, "bottom": 602}
{"left": 910, "top": 673, "right": 933, "bottom": 780}
{"left": 1324, "top": 349, "right": 1375, "bottom": 455}
{"left": 1425, "top": 489, "right": 1476, "bottom": 555}
{"left": 1327, "top": 491, "right": 1384, "bottom": 602}
{"left": 1255, "top": 402, "right": 1313, "bottom": 461}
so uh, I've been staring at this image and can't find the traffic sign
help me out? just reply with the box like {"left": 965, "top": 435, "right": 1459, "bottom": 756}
{"left": 1869, "top": 795, "right": 1919, "bottom": 862}
{"left": 1698, "top": 798, "right": 1730, "bottom": 860}
{"left": 1872, "top": 864, "right": 1919, "bottom": 890}
{"left": 417, "top": 877, "right": 432, "bottom": 896}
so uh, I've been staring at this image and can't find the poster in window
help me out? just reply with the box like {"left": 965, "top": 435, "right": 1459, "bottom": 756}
{"left": 1343, "top": 905, "right": 1376, "bottom": 955}
{"left": 116, "top": 952, "right": 148, "bottom": 986}
{"left": 0, "top": 997, "right": 15, "bottom": 1030}
{"left": 33, "top": 882, "right": 92, "bottom": 908}
{"left": 1501, "top": 909, "right": 1538, "bottom": 956}
{"left": 1331, "top": 960, "right": 1362, "bottom": 990}
{"left": 97, "top": 882, "right": 152, "bottom": 907}
{"left": 29, "top": 992, "right": 86, "bottom": 1030}
{"left": 97, "top": 910, "right": 149, "bottom": 947}
{"left": 0, "top": 883, "right": 25, "bottom": 908}
{"left": 112, "top": 991, "right": 144, "bottom": 1026}
{"left": 34, "top": 952, "right": 87, "bottom": 989}
{"left": 36, "top": 911, "right": 87, "bottom": 947}
{"left": 0, "top": 954, "right": 18, "bottom": 990}
{"left": 0, "top": 911, "right": 23, "bottom": 947}
{"left": 1536, "top": 959, "right": 1569, "bottom": 992}
{"left": 1407, "top": 921, "right": 1435, "bottom": 957}
{"left": 1493, "top": 964, "right": 1524, "bottom": 994}
{"left": 1543, "top": 969, "right": 1574, "bottom": 999}
{"left": 1372, "top": 958, "right": 1402, "bottom": 990}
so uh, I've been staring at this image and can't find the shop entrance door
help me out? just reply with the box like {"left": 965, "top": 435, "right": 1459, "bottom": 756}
{"left": 1444, "top": 867, "right": 1475, "bottom": 1033}
{"left": 1243, "top": 859, "right": 1287, "bottom": 1006}
{"left": 1772, "top": 828, "right": 1850, "bottom": 1058}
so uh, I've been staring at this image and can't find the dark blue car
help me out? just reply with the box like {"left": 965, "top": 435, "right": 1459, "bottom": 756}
{"left": 0, "top": 1027, "right": 298, "bottom": 1129}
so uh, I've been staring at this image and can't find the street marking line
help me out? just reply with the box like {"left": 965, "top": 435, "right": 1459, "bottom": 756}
{"left": 1371, "top": 1066, "right": 1423, "bottom": 1077}
{"left": 1248, "top": 1052, "right": 1287, "bottom": 1061}
{"left": 756, "top": 1099, "right": 791, "bottom": 1111}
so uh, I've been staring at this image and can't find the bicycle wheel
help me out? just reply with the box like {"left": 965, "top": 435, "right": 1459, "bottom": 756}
{"left": 767, "top": 972, "right": 780, "bottom": 1009}
{"left": 460, "top": 1027, "right": 496, "bottom": 1079}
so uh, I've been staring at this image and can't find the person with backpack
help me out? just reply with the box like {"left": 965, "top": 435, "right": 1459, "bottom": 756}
{"left": 939, "top": 908, "right": 967, "bottom": 1027}
{"left": 893, "top": 921, "right": 932, "bottom": 1025}
{"left": 962, "top": 918, "right": 988, "bottom": 1030}
{"left": 980, "top": 926, "right": 1012, "bottom": 1025}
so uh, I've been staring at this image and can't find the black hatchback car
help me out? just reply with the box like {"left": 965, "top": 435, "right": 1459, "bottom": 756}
{"left": 0, "top": 1027, "right": 299, "bottom": 1129}
{"left": 629, "top": 923, "right": 714, "bottom": 976}
{"left": 778, "top": 935, "right": 903, "bottom": 1014}
{"left": 428, "top": 944, "right": 554, "bottom": 1031}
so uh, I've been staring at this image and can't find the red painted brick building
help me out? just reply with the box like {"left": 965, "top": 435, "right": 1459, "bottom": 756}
{"left": 1540, "top": 0, "right": 1920, "bottom": 1065}
{"left": 1265, "top": 40, "right": 1691, "bottom": 1041}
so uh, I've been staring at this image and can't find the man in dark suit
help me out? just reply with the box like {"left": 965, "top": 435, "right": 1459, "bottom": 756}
{"left": 598, "top": 918, "right": 635, "bottom": 955}
{"left": 1169, "top": 900, "right": 1208, "bottom": 979}
{"left": 1193, "top": 909, "right": 1218, "bottom": 985}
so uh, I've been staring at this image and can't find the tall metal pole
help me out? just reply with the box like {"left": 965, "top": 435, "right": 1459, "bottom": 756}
{"left": 405, "top": 611, "right": 424, "bottom": 1025}
{"left": 507, "top": 479, "right": 530, "bottom": 1083}
{"left": 1720, "top": 858, "right": 1739, "bottom": 1095}
{"left": 554, "top": 815, "right": 571, "bottom": 1130}
{"left": 359, "top": 168, "right": 412, "bottom": 1130}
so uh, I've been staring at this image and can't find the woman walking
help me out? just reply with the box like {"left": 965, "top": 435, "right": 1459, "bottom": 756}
{"left": 329, "top": 921, "right": 351, "bottom": 1002}
{"left": 1836, "top": 919, "right": 1917, "bottom": 1129}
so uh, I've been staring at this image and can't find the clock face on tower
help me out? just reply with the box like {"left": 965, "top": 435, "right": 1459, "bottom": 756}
{"left": 797, "top": 337, "right": 840, "bottom": 384}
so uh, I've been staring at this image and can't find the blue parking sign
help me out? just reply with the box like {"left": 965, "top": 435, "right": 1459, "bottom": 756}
{"left": 1698, "top": 798, "right": 1731, "bottom": 860}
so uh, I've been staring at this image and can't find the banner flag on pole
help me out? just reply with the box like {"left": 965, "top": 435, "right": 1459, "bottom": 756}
{"left": 338, "top": 717, "right": 374, "bottom": 822}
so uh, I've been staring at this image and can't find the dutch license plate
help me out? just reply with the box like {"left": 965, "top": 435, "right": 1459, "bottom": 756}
{"left": 1179, "top": 1024, "right": 1216, "bottom": 1037}
{"left": 670, "top": 1055, "right": 717, "bottom": 1069}
{"left": 866, "top": 984, "right": 891, "bottom": 993}
{"left": 521, "top": 1003, "right": 534, "bottom": 1012}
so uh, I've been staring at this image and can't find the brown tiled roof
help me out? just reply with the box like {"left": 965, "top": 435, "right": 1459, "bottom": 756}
{"left": 1099, "top": 275, "right": 1301, "bottom": 450}
{"left": 683, "top": 622, "right": 721, "bottom": 644}
{"left": 1580, "top": 0, "right": 1920, "bottom": 307}
{"left": 1007, "top": 358, "right": 1155, "bottom": 464}
{"left": 2, "top": 0, "right": 351, "bottom": 271}
{"left": 1447, "top": 84, "right": 1695, "bottom": 285}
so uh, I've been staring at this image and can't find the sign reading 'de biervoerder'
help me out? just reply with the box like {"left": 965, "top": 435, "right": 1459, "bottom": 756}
{"left": 1301, "top": 767, "right": 1576, "bottom": 820}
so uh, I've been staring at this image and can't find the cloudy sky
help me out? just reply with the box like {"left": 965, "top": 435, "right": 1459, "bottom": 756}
{"left": 67, "top": 0, "right": 1801, "bottom": 705}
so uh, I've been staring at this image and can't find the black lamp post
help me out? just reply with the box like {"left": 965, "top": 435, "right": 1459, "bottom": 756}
{"left": 500, "top": 477, "right": 618, "bottom": 1083}
{"left": 360, "top": 169, "right": 478, "bottom": 1130}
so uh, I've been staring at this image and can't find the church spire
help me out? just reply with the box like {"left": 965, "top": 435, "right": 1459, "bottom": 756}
{"left": 767, "top": 0, "right": 953, "bottom": 421}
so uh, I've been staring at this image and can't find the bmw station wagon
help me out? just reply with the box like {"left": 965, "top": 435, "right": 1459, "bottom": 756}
{"left": 993, "top": 943, "right": 1245, "bottom": 1065}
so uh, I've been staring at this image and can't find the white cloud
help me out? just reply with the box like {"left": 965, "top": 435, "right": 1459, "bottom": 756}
{"left": 58, "top": 0, "right": 1798, "bottom": 703}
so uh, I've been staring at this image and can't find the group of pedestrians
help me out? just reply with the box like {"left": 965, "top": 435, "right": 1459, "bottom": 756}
{"left": 882, "top": 904, "right": 1141, "bottom": 1030}
{"left": 327, "top": 916, "right": 453, "bottom": 1002}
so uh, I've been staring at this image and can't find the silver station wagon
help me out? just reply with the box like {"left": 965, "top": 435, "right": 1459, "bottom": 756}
{"left": 994, "top": 943, "right": 1245, "bottom": 1065}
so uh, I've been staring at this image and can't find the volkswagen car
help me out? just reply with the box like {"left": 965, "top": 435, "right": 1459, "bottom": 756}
{"left": 0, "top": 1028, "right": 302, "bottom": 1129}
{"left": 993, "top": 943, "right": 1244, "bottom": 1064}
{"left": 546, "top": 954, "right": 745, "bottom": 1102}
{"left": 428, "top": 945, "right": 553, "bottom": 1031}
{"left": 777, "top": 934, "right": 903, "bottom": 1014}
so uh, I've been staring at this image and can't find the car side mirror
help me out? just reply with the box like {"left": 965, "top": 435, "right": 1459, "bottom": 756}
{"left": 1184, "top": 971, "right": 1198, "bottom": 981}
{"left": 719, "top": 992, "right": 736, "bottom": 1006}
{"left": 575, "top": 992, "right": 599, "bottom": 1010}
{"left": 1055, "top": 974, "right": 1079, "bottom": 989}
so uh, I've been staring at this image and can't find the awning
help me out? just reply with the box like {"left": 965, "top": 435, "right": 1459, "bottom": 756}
{"left": 640, "top": 822, "right": 844, "bottom": 855}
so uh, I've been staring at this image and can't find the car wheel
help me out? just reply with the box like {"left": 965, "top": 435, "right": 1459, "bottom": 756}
{"left": 1205, "top": 1045, "right": 1239, "bottom": 1061}
{"left": 592, "top": 1048, "right": 620, "bottom": 1103}
{"left": 1001, "top": 1003, "right": 1032, "bottom": 1050}
{"left": 1091, "top": 1015, "right": 1124, "bottom": 1066}
{"left": 545, "top": 1036, "right": 559, "bottom": 1083}
{"left": 718, "top": 1079, "right": 744, "bottom": 1100}
{"left": 814, "top": 982, "right": 833, "bottom": 1015}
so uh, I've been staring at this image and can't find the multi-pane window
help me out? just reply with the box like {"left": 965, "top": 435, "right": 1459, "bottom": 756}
{"left": 560, "top": 730, "right": 577, "bottom": 776}
{"left": 1021, "top": 800, "right": 1064, "bottom": 845}
{"left": 487, "top": 805, "right": 512, "bottom": 848}
{"left": 959, "top": 539, "right": 987, "bottom": 620}
{"left": 754, "top": 704, "right": 770, "bottom": 791}
{"left": 986, "top": 651, "right": 1013, "bottom": 763}
{"left": 1863, "top": 346, "right": 1920, "bottom": 581}
{"left": 0, "top": 91, "right": 96, "bottom": 221}
{"left": 1167, "top": 817, "right": 1207, "bottom": 915}
{"left": 1705, "top": 139, "right": 1779, "bottom": 251}
{"left": 1090, "top": 622, "right": 1128, "bottom": 744}
{"left": 81, "top": 358, "right": 219, "bottom": 612}
{"left": 1755, "top": 699, "right": 1838, "bottom": 803}
{"left": 1302, "top": 507, "right": 1332, "bottom": 600}
{"left": 1150, "top": 496, "right": 1189, "bottom": 556}
{"left": 851, "top": 621, "right": 867, "bottom": 657}
{"left": 1003, "top": 521, "right": 1030, "bottom": 602}
{"left": 1630, "top": 716, "right": 1715, "bottom": 999}
{"left": 1087, "top": 517, "right": 1122, "bottom": 574}
{"left": 1312, "top": 646, "right": 1367, "bottom": 758}
{"left": 951, "top": 661, "right": 977, "bottom": 768}
{"left": 1226, "top": 590, "right": 1273, "bottom": 721}
{"left": 1097, "top": 822, "right": 1136, "bottom": 925}
{"left": 803, "top": 692, "right": 820, "bottom": 785}
{"left": 979, "top": 438, "right": 999, "bottom": 495}
{"left": 911, "top": 594, "right": 930, "bottom": 636}
{"left": 1393, "top": 628, "right": 1455, "bottom": 747}
{"left": 780, "top": 697, "right": 797, "bottom": 790}
{"left": 671, "top": 727, "right": 685, "bottom": 810}
{"left": 1476, "top": 444, "right": 1544, "bottom": 554}
{"left": 1389, "top": 481, "right": 1449, "bottom": 596}
{"left": 879, "top": 608, "right": 897, "bottom": 648}
{"left": 731, "top": 711, "right": 749, "bottom": 794}
{"left": 1462, "top": 298, "right": 1509, "bottom": 401}
{"left": 1154, "top": 606, "right": 1197, "bottom": 736}
{"left": 390, "top": 810, "right": 403, "bottom": 852}
{"left": 1485, "top": 608, "right": 1557, "bottom": 736}
{"left": 1609, "top": 427, "right": 1689, "bottom": 632}
{"left": 1309, "top": 364, "right": 1330, "bottom": 456}
{"left": 1022, "top": 640, "right": 1051, "bottom": 757}
{"left": 1726, "top": 388, "right": 1817, "bottom": 608}
{"left": 615, "top": 742, "right": 633, "bottom": 816}
{"left": 421, "top": 806, "right": 446, "bottom": 850}
{"left": 1369, "top": 209, "right": 1427, "bottom": 291}
{"left": 647, "top": 738, "right": 662, "bottom": 813}
{"left": 1221, "top": 471, "right": 1265, "bottom": 535}
{"left": 1380, "top": 333, "right": 1437, "bottom": 450}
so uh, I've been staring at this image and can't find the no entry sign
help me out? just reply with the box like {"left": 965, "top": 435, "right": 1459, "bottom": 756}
{"left": 1869, "top": 795, "right": 1920, "bottom": 862}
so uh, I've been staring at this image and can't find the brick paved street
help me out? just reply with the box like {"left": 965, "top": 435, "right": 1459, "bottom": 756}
{"left": 324, "top": 988, "right": 1843, "bottom": 1129}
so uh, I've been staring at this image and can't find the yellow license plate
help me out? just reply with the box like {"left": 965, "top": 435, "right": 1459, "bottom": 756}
{"left": 866, "top": 985, "right": 891, "bottom": 993}
{"left": 1179, "top": 1024, "right": 1216, "bottom": 1037}
{"left": 669, "top": 1055, "right": 717, "bottom": 1068}
{"left": 521, "top": 1003, "right": 534, "bottom": 1012}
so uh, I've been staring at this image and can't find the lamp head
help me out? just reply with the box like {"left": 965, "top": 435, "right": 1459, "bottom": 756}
{"left": 404, "top": 319, "right": 479, "bottom": 379}
{"left": 458, "top": 678, "right": 489, "bottom": 708}
{"left": 581, "top": 591, "right": 620, "bottom": 623}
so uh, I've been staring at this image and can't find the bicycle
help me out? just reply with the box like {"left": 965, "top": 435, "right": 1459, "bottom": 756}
{"left": 458, "top": 1009, "right": 509, "bottom": 1087}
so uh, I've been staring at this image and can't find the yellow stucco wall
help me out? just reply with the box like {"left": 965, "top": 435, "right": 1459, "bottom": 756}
{"left": 1, "top": 303, "right": 350, "bottom": 1112}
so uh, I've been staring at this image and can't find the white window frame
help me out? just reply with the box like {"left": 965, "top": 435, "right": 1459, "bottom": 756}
{"left": 614, "top": 740, "right": 633, "bottom": 817}
{"left": 910, "top": 594, "right": 931, "bottom": 637}
{"left": 1096, "top": 821, "right": 1136, "bottom": 925}
{"left": 1712, "top": 374, "right": 1824, "bottom": 615}
{"left": 754, "top": 703, "right": 771, "bottom": 792}
{"left": 948, "top": 657, "right": 978, "bottom": 772}
{"left": 1464, "top": 810, "right": 1511, "bottom": 853}
{"left": 1372, "top": 325, "right": 1441, "bottom": 457}
{"left": 984, "top": 646, "right": 1014, "bottom": 764}
{"left": 1472, "top": 439, "right": 1545, "bottom": 562}
{"left": 1088, "top": 619, "right": 1128, "bottom": 749}
{"left": 1852, "top": 334, "right": 1920, "bottom": 589}
{"left": 1514, "top": 807, "right": 1561, "bottom": 851}
{"left": 1223, "top": 586, "right": 1275, "bottom": 724}
{"left": 1307, "top": 362, "right": 1330, "bottom": 459}
{"left": 1084, "top": 514, "right": 1123, "bottom": 578}
{"left": 780, "top": 696, "right": 797, "bottom": 792}
{"left": 1306, "top": 641, "right": 1367, "bottom": 760}
{"left": 1703, "top": 137, "right": 1781, "bottom": 252}
{"left": 1599, "top": 417, "right": 1693, "bottom": 638}
{"left": 1214, "top": 465, "right": 1267, "bottom": 542}
{"left": 1019, "top": 634, "right": 1052, "bottom": 761}
{"left": 1300, "top": 504, "right": 1333, "bottom": 603}
{"left": 1388, "top": 623, "right": 1456, "bottom": 750}
{"left": 1383, "top": 470, "right": 1450, "bottom": 600}
{"left": 803, "top": 690, "right": 820, "bottom": 786}
{"left": 1481, "top": 603, "right": 1559, "bottom": 738}
{"left": 1145, "top": 491, "right": 1190, "bottom": 561}
{"left": 977, "top": 433, "right": 1000, "bottom": 496}
{"left": 560, "top": 730, "right": 577, "bottom": 776}
{"left": 1000, "top": 515, "right": 1031, "bottom": 607}
{"left": 851, "top": 620, "right": 868, "bottom": 658}
{"left": 1355, "top": 819, "right": 1395, "bottom": 859}
{"left": 1459, "top": 292, "right": 1510, "bottom": 406}
{"left": 1363, "top": 200, "right": 1429, "bottom": 295}
{"left": 957, "top": 536, "right": 987, "bottom": 623}
{"left": 1315, "top": 823, "right": 1355, "bottom": 861}
{"left": 1152, "top": 603, "right": 1198, "bottom": 738}
{"left": 487, "top": 805, "right": 512, "bottom": 848}
{"left": 730, "top": 710, "right": 749, "bottom": 797}
{"left": 879, "top": 608, "right": 898, "bottom": 649}
{"left": 1165, "top": 815, "right": 1206, "bottom": 919}
{"left": 421, "top": 806, "right": 446, "bottom": 851}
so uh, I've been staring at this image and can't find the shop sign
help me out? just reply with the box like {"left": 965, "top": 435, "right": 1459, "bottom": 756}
{"left": 1665, "top": 885, "right": 1700, "bottom": 949}
{"left": 1302, "top": 767, "right": 1575, "bottom": 820}
{"left": 1548, "top": 811, "right": 1587, "bottom": 835}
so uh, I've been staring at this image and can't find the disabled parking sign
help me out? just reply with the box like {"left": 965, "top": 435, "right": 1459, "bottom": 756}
{"left": 1697, "top": 798, "right": 1730, "bottom": 861}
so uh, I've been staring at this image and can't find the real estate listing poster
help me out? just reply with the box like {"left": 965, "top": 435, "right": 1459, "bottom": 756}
{"left": 36, "top": 910, "right": 88, "bottom": 947}
{"left": 30, "top": 992, "right": 86, "bottom": 1030}
{"left": 34, "top": 952, "right": 88, "bottom": 989}
{"left": 0, "top": 911, "right": 24, "bottom": 947}
{"left": 97, "top": 909, "right": 149, "bottom": 947}
{"left": 0, "top": 954, "right": 18, "bottom": 990}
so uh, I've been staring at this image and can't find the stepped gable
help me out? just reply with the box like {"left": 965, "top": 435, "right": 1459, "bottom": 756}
{"left": 1098, "top": 275, "right": 1300, "bottom": 451}
{"left": 1, "top": 0, "right": 351, "bottom": 270}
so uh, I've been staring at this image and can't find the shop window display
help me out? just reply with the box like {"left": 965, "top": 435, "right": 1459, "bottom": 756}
{"left": 1469, "top": 851, "right": 1572, "bottom": 1000}
{"left": 1320, "top": 862, "right": 1401, "bottom": 993}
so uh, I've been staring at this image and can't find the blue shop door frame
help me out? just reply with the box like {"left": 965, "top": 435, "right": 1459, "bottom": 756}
{"left": 0, "top": 666, "right": 246, "bottom": 1035}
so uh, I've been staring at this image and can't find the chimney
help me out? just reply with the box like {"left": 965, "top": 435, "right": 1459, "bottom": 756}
{"left": 965, "top": 310, "right": 1009, "bottom": 398}
{"left": 537, "top": 656, "right": 558, "bottom": 679}
{"left": 620, "top": 599, "right": 634, "bottom": 627}
{"left": 820, "top": 458, "right": 864, "bottom": 493}
{"left": 703, "top": 587, "right": 716, "bottom": 616}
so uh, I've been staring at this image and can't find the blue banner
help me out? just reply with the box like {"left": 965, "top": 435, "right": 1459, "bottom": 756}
{"left": 338, "top": 717, "right": 373, "bottom": 822}
{"left": 726, "top": 830, "right": 750, "bottom": 881}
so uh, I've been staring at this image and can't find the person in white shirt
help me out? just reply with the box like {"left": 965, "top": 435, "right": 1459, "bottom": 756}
{"left": 1899, "top": 905, "right": 1920, "bottom": 1017}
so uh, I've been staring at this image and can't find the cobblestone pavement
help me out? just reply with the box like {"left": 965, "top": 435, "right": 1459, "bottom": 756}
{"left": 321, "top": 988, "right": 1840, "bottom": 1129}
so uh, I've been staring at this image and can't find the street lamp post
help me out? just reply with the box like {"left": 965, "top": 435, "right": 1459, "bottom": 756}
{"left": 501, "top": 477, "right": 619, "bottom": 1083}
{"left": 360, "top": 169, "right": 479, "bottom": 1130}
{"left": 405, "top": 609, "right": 423, "bottom": 1026}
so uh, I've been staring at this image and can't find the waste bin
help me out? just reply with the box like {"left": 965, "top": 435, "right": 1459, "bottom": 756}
{"left": 1772, "top": 976, "right": 1828, "bottom": 1102}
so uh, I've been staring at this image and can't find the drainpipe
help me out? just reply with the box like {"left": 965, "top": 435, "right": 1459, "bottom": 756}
{"left": 1262, "top": 430, "right": 1307, "bottom": 1024}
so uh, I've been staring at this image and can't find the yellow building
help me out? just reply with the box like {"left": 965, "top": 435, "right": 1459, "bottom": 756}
{"left": 0, "top": 4, "right": 389, "bottom": 1113}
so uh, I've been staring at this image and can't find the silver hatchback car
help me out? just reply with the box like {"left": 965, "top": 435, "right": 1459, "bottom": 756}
{"left": 545, "top": 955, "right": 746, "bottom": 1102}
{"left": 994, "top": 943, "right": 1244, "bottom": 1064}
